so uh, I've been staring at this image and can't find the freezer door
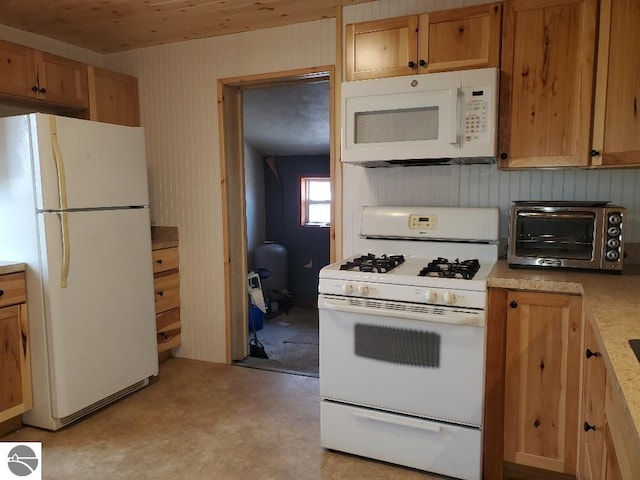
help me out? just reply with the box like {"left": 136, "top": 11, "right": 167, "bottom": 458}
{"left": 37, "top": 208, "right": 158, "bottom": 419}
{"left": 31, "top": 113, "right": 150, "bottom": 210}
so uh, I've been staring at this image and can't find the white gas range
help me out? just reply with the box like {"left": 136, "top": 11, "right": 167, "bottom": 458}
{"left": 319, "top": 206, "right": 499, "bottom": 480}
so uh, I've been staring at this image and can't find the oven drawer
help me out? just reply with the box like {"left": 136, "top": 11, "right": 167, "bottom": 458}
{"left": 321, "top": 401, "right": 482, "bottom": 480}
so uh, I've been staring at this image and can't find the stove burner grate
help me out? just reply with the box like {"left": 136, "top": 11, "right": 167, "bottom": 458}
{"left": 418, "top": 257, "right": 480, "bottom": 280}
{"left": 340, "top": 253, "right": 405, "bottom": 273}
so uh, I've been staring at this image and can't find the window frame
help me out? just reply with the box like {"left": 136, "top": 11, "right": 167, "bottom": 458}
{"left": 300, "top": 177, "right": 331, "bottom": 228}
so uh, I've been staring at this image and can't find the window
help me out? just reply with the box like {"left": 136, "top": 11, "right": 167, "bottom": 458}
{"left": 301, "top": 177, "right": 331, "bottom": 227}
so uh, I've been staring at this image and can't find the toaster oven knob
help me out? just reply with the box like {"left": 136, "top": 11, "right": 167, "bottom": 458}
{"left": 608, "top": 213, "right": 622, "bottom": 225}
{"left": 605, "top": 250, "right": 620, "bottom": 261}
{"left": 445, "top": 292, "right": 457, "bottom": 305}
{"left": 425, "top": 290, "right": 439, "bottom": 303}
{"left": 607, "top": 238, "right": 620, "bottom": 249}
{"left": 607, "top": 226, "right": 621, "bottom": 237}
{"left": 342, "top": 283, "right": 354, "bottom": 295}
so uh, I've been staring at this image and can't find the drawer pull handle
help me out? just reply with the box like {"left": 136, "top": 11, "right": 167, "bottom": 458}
{"left": 0, "top": 289, "right": 4, "bottom": 297}
{"left": 583, "top": 421, "right": 596, "bottom": 432}
{"left": 156, "top": 259, "right": 163, "bottom": 264}
{"left": 352, "top": 411, "right": 442, "bottom": 433}
{"left": 586, "top": 348, "right": 600, "bottom": 359}
{"left": 157, "top": 291, "right": 164, "bottom": 296}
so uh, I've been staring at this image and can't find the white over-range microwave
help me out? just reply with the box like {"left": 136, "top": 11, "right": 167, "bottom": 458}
{"left": 341, "top": 67, "right": 498, "bottom": 167}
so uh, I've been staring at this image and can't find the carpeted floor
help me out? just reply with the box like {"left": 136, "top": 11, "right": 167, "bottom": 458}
{"left": 236, "top": 306, "right": 319, "bottom": 377}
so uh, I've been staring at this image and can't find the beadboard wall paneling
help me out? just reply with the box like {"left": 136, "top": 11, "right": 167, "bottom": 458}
{"left": 342, "top": 0, "right": 490, "bottom": 24}
{"left": 0, "top": 25, "right": 104, "bottom": 66}
{"left": 342, "top": 164, "right": 640, "bottom": 257}
{"left": 103, "top": 19, "right": 336, "bottom": 362}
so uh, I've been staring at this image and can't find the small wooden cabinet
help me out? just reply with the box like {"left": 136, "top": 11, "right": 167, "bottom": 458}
{"left": 580, "top": 320, "right": 607, "bottom": 480}
{"left": 0, "top": 40, "right": 88, "bottom": 109}
{"left": 499, "top": 0, "right": 597, "bottom": 168}
{"left": 0, "top": 272, "right": 32, "bottom": 429}
{"left": 345, "top": 3, "right": 502, "bottom": 81}
{"left": 590, "top": 0, "right": 640, "bottom": 167}
{"left": 503, "top": 290, "right": 582, "bottom": 474}
{"left": 152, "top": 247, "right": 181, "bottom": 360}
{"left": 88, "top": 66, "right": 140, "bottom": 127}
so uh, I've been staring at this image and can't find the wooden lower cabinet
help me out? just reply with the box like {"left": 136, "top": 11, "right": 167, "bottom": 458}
{"left": 152, "top": 247, "right": 181, "bottom": 360}
{"left": 0, "top": 272, "right": 32, "bottom": 436}
{"left": 503, "top": 291, "right": 582, "bottom": 474}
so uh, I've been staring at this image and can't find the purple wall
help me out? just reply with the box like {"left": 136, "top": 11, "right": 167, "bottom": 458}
{"left": 264, "top": 155, "right": 330, "bottom": 303}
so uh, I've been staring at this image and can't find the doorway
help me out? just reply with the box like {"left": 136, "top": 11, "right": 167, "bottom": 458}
{"left": 217, "top": 66, "right": 338, "bottom": 368}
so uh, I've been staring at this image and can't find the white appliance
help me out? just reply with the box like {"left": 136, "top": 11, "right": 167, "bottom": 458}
{"left": 342, "top": 67, "right": 498, "bottom": 166}
{"left": 319, "top": 206, "right": 499, "bottom": 480}
{"left": 0, "top": 113, "right": 159, "bottom": 430}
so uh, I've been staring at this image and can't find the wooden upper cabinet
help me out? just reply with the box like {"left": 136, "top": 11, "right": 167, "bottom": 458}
{"left": 418, "top": 3, "right": 502, "bottom": 74}
{"left": 498, "top": 0, "right": 598, "bottom": 168}
{"left": 345, "top": 3, "right": 502, "bottom": 81}
{"left": 503, "top": 291, "right": 582, "bottom": 475}
{"left": 35, "top": 51, "right": 88, "bottom": 108}
{"left": 88, "top": 66, "right": 140, "bottom": 127}
{"left": 591, "top": 0, "right": 640, "bottom": 167}
{"left": 0, "top": 41, "right": 37, "bottom": 98}
{"left": 0, "top": 40, "right": 88, "bottom": 109}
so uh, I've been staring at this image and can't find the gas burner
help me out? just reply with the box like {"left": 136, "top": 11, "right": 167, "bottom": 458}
{"left": 340, "top": 253, "right": 405, "bottom": 273}
{"left": 418, "top": 257, "right": 481, "bottom": 280}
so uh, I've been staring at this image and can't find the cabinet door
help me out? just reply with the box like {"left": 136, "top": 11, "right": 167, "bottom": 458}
{"left": 579, "top": 320, "right": 606, "bottom": 480}
{"left": 345, "top": 16, "right": 418, "bottom": 81}
{"left": 602, "top": 420, "right": 623, "bottom": 480}
{"left": 591, "top": 0, "right": 640, "bottom": 167}
{"left": 35, "top": 51, "right": 89, "bottom": 108}
{"left": 417, "top": 3, "right": 502, "bottom": 74}
{"left": 88, "top": 66, "right": 140, "bottom": 127}
{"left": 504, "top": 291, "right": 582, "bottom": 474}
{"left": 0, "top": 304, "right": 32, "bottom": 423}
{"left": 499, "top": 0, "right": 597, "bottom": 168}
{"left": 0, "top": 40, "right": 37, "bottom": 99}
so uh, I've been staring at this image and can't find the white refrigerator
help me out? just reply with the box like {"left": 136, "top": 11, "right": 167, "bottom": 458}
{"left": 0, "top": 113, "right": 159, "bottom": 430}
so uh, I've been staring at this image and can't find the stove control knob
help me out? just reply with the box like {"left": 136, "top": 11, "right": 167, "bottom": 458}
{"left": 425, "top": 290, "right": 439, "bottom": 303}
{"left": 358, "top": 284, "right": 370, "bottom": 296}
{"left": 445, "top": 292, "right": 457, "bottom": 305}
{"left": 342, "top": 283, "right": 355, "bottom": 295}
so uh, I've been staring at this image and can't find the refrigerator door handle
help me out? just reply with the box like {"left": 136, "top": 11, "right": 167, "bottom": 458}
{"left": 58, "top": 212, "right": 71, "bottom": 288}
{"left": 49, "top": 116, "right": 69, "bottom": 211}
{"left": 50, "top": 117, "right": 70, "bottom": 288}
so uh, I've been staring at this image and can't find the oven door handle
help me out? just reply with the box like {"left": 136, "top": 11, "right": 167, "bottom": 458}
{"left": 352, "top": 411, "right": 442, "bottom": 433}
{"left": 318, "top": 296, "right": 484, "bottom": 326}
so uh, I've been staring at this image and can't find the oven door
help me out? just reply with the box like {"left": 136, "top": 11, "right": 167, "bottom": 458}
{"left": 318, "top": 294, "right": 485, "bottom": 427}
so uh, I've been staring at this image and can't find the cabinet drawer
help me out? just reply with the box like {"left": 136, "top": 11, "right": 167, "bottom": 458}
{"left": 153, "top": 272, "right": 179, "bottom": 314}
{"left": 0, "top": 273, "right": 26, "bottom": 308}
{"left": 157, "top": 307, "right": 181, "bottom": 354}
{"left": 321, "top": 401, "right": 482, "bottom": 480}
{"left": 152, "top": 247, "right": 179, "bottom": 273}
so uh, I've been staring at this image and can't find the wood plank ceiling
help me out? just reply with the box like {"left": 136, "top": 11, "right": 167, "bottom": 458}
{"left": 0, "top": 0, "right": 376, "bottom": 53}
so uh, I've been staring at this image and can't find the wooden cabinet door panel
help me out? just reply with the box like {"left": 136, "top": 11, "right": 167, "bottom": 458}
{"left": 0, "top": 41, "right": 37, "bottom": 99}
{"left": 0, "top": 304, "right": 31, "bottom": 423}
{"left": 88, "top": 66, "right": 140, "bottom": 127}
{"left": 345, "top": 16, "right": 418, "bottom": 81}
{"left": 504, "top": 291, "right": 582, "bottom": 474}
{"left": 591, "top": 0, "right": 640, "bottom": 167}
{"left": 419, "top": 3, "right": 501, "bottom": 74}
{"left": 580, "top": 320, "right": 607, "bottom": 480}
{"left": 499, "top": 0, "right": 597, "bottom": 168}
{"left": 36, "top": 51, "right": 88, "bottom": 108}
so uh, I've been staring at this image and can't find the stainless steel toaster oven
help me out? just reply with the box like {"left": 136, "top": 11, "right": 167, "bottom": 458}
{"left": 508, "top": 201, "right": 625, "bottom": 272}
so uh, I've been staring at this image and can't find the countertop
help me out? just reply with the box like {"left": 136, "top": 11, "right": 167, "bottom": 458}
{"left": 151, "top": 226, "right": 179, "bottom": 250}
{"left": 489, "top": 261, "right": 640, "bottom": 456}
{"left": 0, "top": 261, "right": 26, "bottom": 275}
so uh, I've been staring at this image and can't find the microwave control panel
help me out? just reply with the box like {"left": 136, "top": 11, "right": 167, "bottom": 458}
{"left": 462, "top": 87, "right": 491, "bottom": 143}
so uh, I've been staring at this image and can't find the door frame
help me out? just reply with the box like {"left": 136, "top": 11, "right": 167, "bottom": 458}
{"left": 217, "top": 65, "right": 340, "bottom": 362}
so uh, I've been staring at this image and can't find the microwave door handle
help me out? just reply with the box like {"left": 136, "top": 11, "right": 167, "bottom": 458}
{"left": 444, "top": 88, "right": 458, "bottom": 144}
